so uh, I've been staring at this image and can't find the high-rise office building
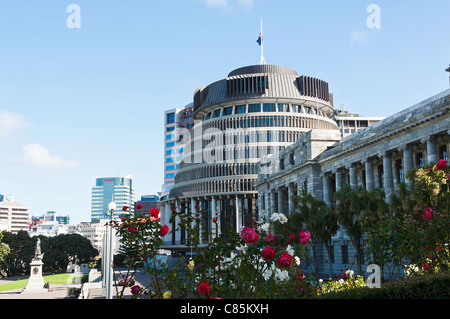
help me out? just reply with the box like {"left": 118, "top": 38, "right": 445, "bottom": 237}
{"left": 162, "top": 103, "right": 194, "bottom": 199}
{"left": 90, "top": 175, "right": 135, "bottom": 221}
{"left": 134, "top": 195, "right": 160, "bottom": 216}
{"left": 0, "top": 194, "right": 30, "bottom": 234}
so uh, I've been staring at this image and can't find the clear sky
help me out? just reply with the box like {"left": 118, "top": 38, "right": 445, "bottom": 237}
{"left": 0, "top": 0, "right": 449, "bottom": 224}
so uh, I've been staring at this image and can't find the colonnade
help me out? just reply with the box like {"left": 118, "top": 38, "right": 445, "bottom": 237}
{"left": 159, "top": 194, "right": 258, "bottom": 248}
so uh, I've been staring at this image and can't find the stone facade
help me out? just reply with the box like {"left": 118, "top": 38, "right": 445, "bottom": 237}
{"left": 255, "top": 88, "right": 450, "bottom": 276}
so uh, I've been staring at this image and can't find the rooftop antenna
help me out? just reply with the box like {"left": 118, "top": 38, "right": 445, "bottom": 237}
{"left": 257, "top": 17, "right": 266, "bottom": 65}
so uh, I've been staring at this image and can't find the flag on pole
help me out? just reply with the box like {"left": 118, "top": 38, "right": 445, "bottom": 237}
{"left": 256, "top": 33, "right": 262, "bottom": 46}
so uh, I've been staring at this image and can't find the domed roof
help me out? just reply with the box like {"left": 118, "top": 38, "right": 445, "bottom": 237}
{"left": 228, "top": 64, "right": 298, "bottom": 77}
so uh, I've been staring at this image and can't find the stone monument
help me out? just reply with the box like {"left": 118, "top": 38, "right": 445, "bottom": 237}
{"left": 22, "top": 238, "right": 48, "bottom": 293}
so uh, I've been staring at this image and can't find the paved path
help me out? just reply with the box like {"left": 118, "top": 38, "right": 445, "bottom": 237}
{"left": 0, "top": 269, "right": 153, "bottom": 299}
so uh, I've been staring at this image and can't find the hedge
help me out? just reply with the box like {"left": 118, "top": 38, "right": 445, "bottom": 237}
{"left": 316, "top": 270, "right": 450, "bottom": 299}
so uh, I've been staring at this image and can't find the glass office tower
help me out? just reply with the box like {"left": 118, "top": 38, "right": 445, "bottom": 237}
{"left": 90, "top": 175, "right": 135, "bottom": 221}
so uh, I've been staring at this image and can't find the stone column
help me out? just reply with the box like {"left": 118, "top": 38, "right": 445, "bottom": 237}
{"left": 288, "top": 183, "right": 295, "bottom": 216}
{"left": 365, "top": 158, "right": 375, "bottom": 191}
{"left": 270, "top": 190, "right": 277, "bottom": 217}
{"left": 335, "top": 169, "right": 343, "bottom": 193}
{"left": 383, "top": 152, "right": 394, "bottom": 202}
{"left": 349, "top": 164, "right": 358, "bottom": 190}
{"left": 426, "top": 136, "right": 438, "bottom": 164}
{"left": 278, "top": 186, "right": 284, "bottom": 214}
{"left": 322, "top": 173, "right": 332, "bottom": 207}
{"left": 403, "top": 145, "right": 414, "bottom": 186}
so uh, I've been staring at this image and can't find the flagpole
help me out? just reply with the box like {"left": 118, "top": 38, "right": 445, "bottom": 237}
{"left": 260, "top": 17, "right": 266, "bottom": 65}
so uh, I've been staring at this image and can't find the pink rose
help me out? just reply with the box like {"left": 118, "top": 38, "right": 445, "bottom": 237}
{"left": 241, "top": 227, "right": 259, "bottom": 244}
{"left": 261, "top": 246, "right": 276, "bottom": 260}
{"left": 130, "top": 285, "right": 142, "bottom": 295}
{"left": 299, "top": 231, "right": 311, "bottom": 246}
{"left": 277, "top": 251, "right": 293, "bottom": 268}
{"left": 422, "top": 207, "right": 434, "bottom": 220}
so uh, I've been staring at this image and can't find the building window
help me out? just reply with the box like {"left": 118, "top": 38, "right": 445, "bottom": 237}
{"left": 263, "top": 103, "right": 276, "bottom": 112}
{"left": 235, "top": 105, "right": 246, "bottom": 114}
{"left": 166, "top": 142, "right": 175, "bottom": 147}
{"left": 438, "top": 145, "right": 448, "bottom": 161}
{"left": 166, "top": 113, "right": 175, "bottom": 124}
{"left": 416, "top": 152, "right": 424, "bottom": 167}
{"left": 223, "top": 106, "right": 233, "bottom": 116}
{"left": 166, "top": 126, "right": 175, "bottom": 132}
{"left": 212, "top": 109, "right": 221, "bottom": 118}
{"left": 248, "top": 104, "right": 261, "bottom": 113}
{"left": 378, "top": 165, "right": 384, "bottom": 188}
{"left": 341, "top": 245, "right": 348, "bottom": 264}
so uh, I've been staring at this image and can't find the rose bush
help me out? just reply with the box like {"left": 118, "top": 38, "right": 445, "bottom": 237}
{"left": 112, "top": 201, "right": 314, "bottom": 299}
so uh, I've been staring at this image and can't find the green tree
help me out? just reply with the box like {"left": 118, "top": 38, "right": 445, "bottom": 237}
{"left": 291, "top": 189, "right": 340, "bottom": 279}
{"left": 0, "top": 230, "right": 34, "bottom": 277}
{"left": 334, "top": 185, "right": 386, "bottom": 276}
{"left": 0, "top": 232, "right": 11, "bottom": 277}
{"left": 44, "top": 234, "right": 98, "bottom": 273}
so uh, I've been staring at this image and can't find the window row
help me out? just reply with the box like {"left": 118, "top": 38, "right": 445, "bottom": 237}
{"left": 203, "top": 130, "right": 301, "bottom": 148}
{"left": 175, "top": 163, "right": 260, "bottom": 183}
{"left": 202, "top": 115, "right": 336, "bottom": 131}
{"left": 203, "top": 103, "right": 326, "bottom": 120}
{"left": 173, "top": 178, "right": 256, "bottom": 197}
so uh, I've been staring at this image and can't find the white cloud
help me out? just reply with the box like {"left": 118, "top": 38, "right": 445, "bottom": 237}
{"left": 0, "top": 110, "right": 32, "bottom": 138}
{"left": 20, "top": 143, "right": 79, "bottom": 170}
{"left": 200, "top": 0, "right": 254, "bottom": 10}
{"left": 350, "top": 30, "right": 370, "bottom": 44}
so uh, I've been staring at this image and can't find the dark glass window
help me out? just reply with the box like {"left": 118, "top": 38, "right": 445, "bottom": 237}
{"left": 166, "top": 113, "right": 175, "bottom": 124}
{"left": 235, "top": 105, "right": 246, "bottom": 114}
{"left": 223, "top": 106, "right": 233, "bottom": 116}
{"left": 248, "top": 104, "right": 261, "bottom": 113}
{"left": 212, "top": 109, "right": 221, "bottom": 118}
{"left": 263, "top": 103, "right": 276, "bottom": 112}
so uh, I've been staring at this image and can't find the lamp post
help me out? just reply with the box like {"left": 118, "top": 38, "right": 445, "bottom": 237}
{"left": 105, "top": 201, "right": 116, "bottom": 299}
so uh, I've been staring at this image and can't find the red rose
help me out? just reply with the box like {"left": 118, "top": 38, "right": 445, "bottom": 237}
{"left": 240, "top": 227, "right": 259, "bottom": 244}
{"left": 264, "top": 233, "right": 277, "bottom": 243}
{"left": 288, "top": 233, "right": 295, "bottom": 243}
{"left": 122, "top": 205, "right": 129, "bottom": 211}
{"left": 158, "top": 224, "right": 169, "bottom": 237}
{"left": 149, "top": 208, "right": 159, "bottom": 219}
{"left": 277, "top": 251, "right": 293, "bottom": 268}
{"left": 197, "top": 282, "right": 210, "bottom": 295}
{"left": 261, "top": 246, "right": 276, "bottom": 260}
{"left": 299, "top": 231, "right": 311, "bottom": 246}
{"left": 436, "top": 159, "right": 448, "bottom": 171}
{"left": 213, "top": 217, "right": 217, "bottom": 223}
{"left": 136, "top": 204, "right": 143, "bottom": 210}
{"left": 128, "top": 226, "right": 137, "bottom": 233}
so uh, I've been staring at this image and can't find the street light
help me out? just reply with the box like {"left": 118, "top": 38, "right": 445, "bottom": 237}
{"left": 105, "top": 201, "right": 116, "bottom": 299}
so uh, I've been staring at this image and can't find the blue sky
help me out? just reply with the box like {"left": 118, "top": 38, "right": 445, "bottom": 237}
{"left": 0, "top": 0, "right": 449, "bottom": 224}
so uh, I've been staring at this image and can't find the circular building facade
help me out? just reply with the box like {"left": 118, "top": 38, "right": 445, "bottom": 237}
{"left": 164, "top": 64, "right": 339, "bottom": 245}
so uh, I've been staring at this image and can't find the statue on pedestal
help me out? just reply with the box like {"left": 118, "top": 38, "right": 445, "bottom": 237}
{"left": 21, "top": 238, "right": 47, "bottom": 293}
